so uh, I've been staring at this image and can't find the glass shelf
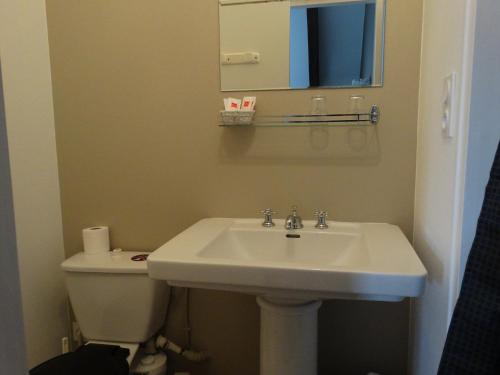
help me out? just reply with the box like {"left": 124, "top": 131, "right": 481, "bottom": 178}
{"left": 219, "top": 105, "right": 380, "bottom": 128}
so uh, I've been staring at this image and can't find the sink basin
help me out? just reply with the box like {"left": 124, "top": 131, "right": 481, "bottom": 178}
{"left": 147, "top": 218, "right": 426, "bottom": 302}
{"left": 148, "top": 218, "right": 427, "bottom": 375}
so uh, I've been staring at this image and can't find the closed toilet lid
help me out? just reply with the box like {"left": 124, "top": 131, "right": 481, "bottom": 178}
{"left": 86, "top": 341, "right": 139, "bottom": 365}
{"left": 61, "top": 251, "right": 150, "bottom": 274}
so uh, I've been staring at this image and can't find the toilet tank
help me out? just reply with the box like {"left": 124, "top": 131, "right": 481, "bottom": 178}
{"left": 61, "top": 251, "right": 168, "bottom": 343}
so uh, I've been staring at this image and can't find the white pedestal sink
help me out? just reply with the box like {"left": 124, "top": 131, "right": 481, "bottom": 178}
{"left": 148, "top": 218, "right": 427, "bottom": 375}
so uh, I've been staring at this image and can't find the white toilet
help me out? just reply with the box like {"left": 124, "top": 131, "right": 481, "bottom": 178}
{"left": 61, "top": 250, "right": 168, "bottom": 366}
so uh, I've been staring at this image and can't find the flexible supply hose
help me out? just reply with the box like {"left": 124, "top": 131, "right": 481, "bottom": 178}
{"left": 156, "top": 335, "right": 210, "bottom": 363}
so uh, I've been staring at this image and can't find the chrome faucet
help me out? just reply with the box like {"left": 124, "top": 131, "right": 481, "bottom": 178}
{"left": 285, "top": 206, "right": 304, "bottom": 230}
{"left": 314, "top": 210, "right": 329, "bottom": 229}
{"left": 261, "top": 208, "right": 276, "bottom": 227}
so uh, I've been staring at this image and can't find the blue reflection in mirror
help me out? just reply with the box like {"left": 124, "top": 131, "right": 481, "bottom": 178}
{"left": 290, "top": 2, "right": 377, "bottom": 89}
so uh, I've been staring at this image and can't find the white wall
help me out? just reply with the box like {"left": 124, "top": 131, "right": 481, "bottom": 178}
{"left": 0, "top": 0, "right": 68, "bottom": 368}
{"left": 411, "top": 0, "right": 477, "bottom": 374}
{"left": 460, "top": 0, "right": 500, "bottom": 280}
{"left": 0, "top": 65, "right": 29, "bottom": 375}
{"left": 219, "top": 1, "right": 290, "bottom": 90}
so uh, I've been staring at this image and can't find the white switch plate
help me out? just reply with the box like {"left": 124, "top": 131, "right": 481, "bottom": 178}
{"left": 442, "top": 72, "right": 456, "bottom": 138}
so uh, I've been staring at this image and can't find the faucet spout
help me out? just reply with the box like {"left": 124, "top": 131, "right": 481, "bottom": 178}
{"left": 285, "top": 205, "right": 304, "bottom": 230}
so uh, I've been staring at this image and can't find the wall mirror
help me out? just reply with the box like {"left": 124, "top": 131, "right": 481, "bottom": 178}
{"left": 219, "top": 0, "right": 386, "bottom": 91}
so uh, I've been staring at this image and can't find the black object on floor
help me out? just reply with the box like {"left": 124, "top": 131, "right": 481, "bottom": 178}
{"left": 29, "top": 343, "right": 130, "bottom": 375}
{"left": 438, "top": 140, "right": 500, "bottom": 374}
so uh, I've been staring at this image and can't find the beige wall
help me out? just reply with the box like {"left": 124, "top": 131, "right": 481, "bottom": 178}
{"left": 45, "top": 0, "right": 422, "bottom": 374}
{"left": 0, "top": 0, "right": 67, "bottom": 367}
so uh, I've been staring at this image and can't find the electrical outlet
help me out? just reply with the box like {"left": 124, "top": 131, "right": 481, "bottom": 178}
{"left": 61, "top": 337, "right": 69, "bottom": 354}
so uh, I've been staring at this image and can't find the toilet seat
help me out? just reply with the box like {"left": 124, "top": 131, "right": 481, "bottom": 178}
{"left": 86, "top": 341, "right": 139, "bottom": 365}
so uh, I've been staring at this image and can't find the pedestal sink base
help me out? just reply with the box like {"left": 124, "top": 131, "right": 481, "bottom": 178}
{"left": 257, "top": 297, "right": 322, "bottom": 375}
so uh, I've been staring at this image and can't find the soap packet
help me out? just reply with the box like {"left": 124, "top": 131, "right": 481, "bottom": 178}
{"left": 223, "top": 98, "right": 242, "bottom": 111}
{"left": 241, "top": 96, "right": 256, "bottom": 111}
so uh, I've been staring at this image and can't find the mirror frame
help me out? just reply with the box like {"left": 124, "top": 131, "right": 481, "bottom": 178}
{"left": 218, "top": 0, "right": 387, "bottom": 92}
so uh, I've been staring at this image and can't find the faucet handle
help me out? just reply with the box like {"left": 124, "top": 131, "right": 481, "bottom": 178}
{"left": 314, "top": 209, "right": 328, "bottom": 217}
{"left": 290, "top": 205, "right": 299, "bottom": 215}
{"left": 314, "top": 210, "right": 329, "bottom": 229}
{"left": 261, "top": 208, "right": 276, "bottom": 227}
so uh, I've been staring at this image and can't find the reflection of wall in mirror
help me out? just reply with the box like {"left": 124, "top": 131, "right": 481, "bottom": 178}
{"left": 290, "top": 1, "right": 379, "bottom": 88}
{"left": 290, "top": 7, "right": 310, "bottom": 88}
{"left": 219, "top": 1, "right": 290, "bottom": 91}
{"left": 320, "top": 0, "right": 386, "bottom": 85}
{"left": 373, "top": 0, "right": 385, "bottom": 84}
{"left": 318, "top": 3, "right": 368, "bottom": 86}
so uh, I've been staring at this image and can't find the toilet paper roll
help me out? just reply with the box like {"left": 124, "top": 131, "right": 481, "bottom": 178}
{"left": 82, "top": 226, "right": 110, "bottom": 254}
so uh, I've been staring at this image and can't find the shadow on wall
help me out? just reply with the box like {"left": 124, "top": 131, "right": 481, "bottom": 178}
{"left": 320, "top": 299, "right": 410, "bottom": 375}
{"left": 411, "top": 232, "right": 445, "bottom": 284}
{"left": 0, "top": 61, "right": 29, "bottom": 375}
{"left": 218, "top": 127, "right": 381, "bottom": 166}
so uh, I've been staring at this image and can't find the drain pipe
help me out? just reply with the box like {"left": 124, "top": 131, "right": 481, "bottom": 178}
{"left": 156, "top": 335, "right": 210, "bottom": 363}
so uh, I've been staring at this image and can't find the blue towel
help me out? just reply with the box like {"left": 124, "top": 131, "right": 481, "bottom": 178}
{"left": 438, "top": 140, "right": 500, "bottom": 374}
